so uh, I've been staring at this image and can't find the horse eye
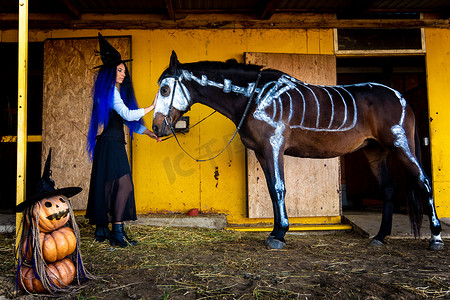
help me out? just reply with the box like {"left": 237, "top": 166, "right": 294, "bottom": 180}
{"left": 45, "top": 201, "right": 52, "bottom": 208}
{"left": 160, "top": 85, "right": 171, "bottom": 97}
{"left": 59, "top": 197, "right": 65, "bottom": 203}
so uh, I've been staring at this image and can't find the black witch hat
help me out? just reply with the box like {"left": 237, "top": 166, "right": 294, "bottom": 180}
{"left": 15, "top": 149, "right": 82, "bottom": 212}
{"left": 93, "top": 33, "right": 132, "bottom": 69}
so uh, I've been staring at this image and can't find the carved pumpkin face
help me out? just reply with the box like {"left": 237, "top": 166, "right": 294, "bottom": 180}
{"left": 32, "top": 195, "right": 70, "bottom": 233}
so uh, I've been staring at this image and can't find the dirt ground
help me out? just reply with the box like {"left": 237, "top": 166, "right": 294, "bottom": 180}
{"left": 0, "top": 218, "right": 449, "bottom": 299}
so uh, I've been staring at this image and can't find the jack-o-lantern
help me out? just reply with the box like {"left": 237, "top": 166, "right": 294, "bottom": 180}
{"left": 18, "top": 258, "right": 76, "bottom": 294}
{"left": 32, "top": 195, "right": 70, "bottom": 233}
{"left": 22, "top": 227, "right": 77, "bottom": 263}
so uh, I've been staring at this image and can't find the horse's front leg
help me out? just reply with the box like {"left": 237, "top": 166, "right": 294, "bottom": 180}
{"left": 255, "top": 137, "right": 289, "bottom": 249}
{"left": 361, "top": 147, "right": 395, "bottom": 246}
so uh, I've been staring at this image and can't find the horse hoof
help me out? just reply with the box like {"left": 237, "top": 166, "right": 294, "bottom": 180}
{"left": 265, "top": 236, "right": 286, "bottom": 249}
{"left": 428, "top": 240, "right": 444, "bottom": 251}
{"left": 264, "top": 235, "right": 274, "bottom": 246}
{"left": 369, "top": 238, "right": 384, "bottom": 247}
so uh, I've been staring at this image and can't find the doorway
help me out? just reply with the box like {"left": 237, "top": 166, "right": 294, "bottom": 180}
{"left": 0, "top": 42, "right": 43, "bottom": 211}
{"left": 337, "top": 56, "right": 431, "bottom": 213}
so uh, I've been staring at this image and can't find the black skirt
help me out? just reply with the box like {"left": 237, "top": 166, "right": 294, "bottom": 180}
{"left": 85, "top": 112, "right": 137, "bottom": 225}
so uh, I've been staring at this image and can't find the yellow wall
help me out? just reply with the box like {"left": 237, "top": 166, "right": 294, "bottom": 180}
{"left": 425, "top": 28, "right": 450, "bottom": 218}
{"left": 5, "top": 24, "right": 448, "bottom": 222}
{"left": 2, "top": 26, "right": 336, "bottom": 225}
{"left": 135, "top": 28, "right": 336, "bottom": 225}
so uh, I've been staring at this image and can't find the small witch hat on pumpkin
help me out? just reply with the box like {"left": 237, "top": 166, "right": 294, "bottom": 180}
{"left": 93, "top": 33, "right": 132, "bottom": 69}
{"left": 15, "top": 148, "right": 82, "bottom": 212}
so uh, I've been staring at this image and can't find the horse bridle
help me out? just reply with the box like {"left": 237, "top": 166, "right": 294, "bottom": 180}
{"left": 162, "top": 71, "right": 262, "bottom": 162}
{"left": 163, "top": 75, "right": 190, "bottom": 129}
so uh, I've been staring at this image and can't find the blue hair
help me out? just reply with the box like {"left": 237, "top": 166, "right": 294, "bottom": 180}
{"left": 87, "top": 63, "right": 143, "bottom": 159}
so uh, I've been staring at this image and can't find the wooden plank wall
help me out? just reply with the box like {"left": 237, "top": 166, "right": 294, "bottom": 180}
{"left": 42, "top": 36, "right": 131, "bottom": 210}
{"left": 246, "top": 52, "right": 341, "bottom": 218}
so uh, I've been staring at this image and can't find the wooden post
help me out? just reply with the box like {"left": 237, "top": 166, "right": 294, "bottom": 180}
{"left": 16, "top": 0, "right": 28, "bottom": 234}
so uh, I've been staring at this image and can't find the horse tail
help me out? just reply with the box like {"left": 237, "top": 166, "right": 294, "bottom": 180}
{"left": 407, "top": 123, "right": 423, "bottom": 238}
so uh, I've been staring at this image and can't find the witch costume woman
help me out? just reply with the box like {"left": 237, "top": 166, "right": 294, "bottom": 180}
{"left": 86, "top": 33, "right": 159, "bottom": 247}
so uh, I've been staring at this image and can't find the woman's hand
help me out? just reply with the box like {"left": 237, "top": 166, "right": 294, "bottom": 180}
{"left": 143, "top": 97, "right": 157, "bottom": 115}
{"left": 143, "top": 128, "right": 161, "bottom": 142}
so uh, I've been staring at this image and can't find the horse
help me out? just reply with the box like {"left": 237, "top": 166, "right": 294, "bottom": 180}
{"left": 152, "top": 51, "right": 444, "bottom": 251}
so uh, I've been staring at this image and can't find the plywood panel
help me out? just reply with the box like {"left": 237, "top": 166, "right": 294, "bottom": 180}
{"left": 42, "top": 36, "right": 131, "bottom": 210}
{"left": 246, "top": 52, "right": 340, "bottom": 218}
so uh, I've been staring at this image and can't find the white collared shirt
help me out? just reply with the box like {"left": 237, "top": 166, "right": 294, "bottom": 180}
{"left": 113, "top": 87, "right": 146, "bottom": 134}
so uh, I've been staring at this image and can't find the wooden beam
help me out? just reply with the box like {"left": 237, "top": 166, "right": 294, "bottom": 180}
{"left": 39, "top": 18, "right": 450, "bottom": 30}
{"left": 59, "top": 0, "right": 81, "bottom": 19}
{"left": 165, "top": 0, "right": 175, "bottom": 21}
{"left": 17, "top": 0, "right": 28, "bottom": 236}
{"left": 260, "top": 0, "right": 281, "bottom": 20}
{"left": 1, "top": 13, "right": 449, "bottom": 30}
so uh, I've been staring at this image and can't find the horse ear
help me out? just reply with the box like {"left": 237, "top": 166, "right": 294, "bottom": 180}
{"left": 169, "top": 51, "right": 179, "bottom": 74}
{"left": 226, "top": 58, "right": 239, "bottom": 65}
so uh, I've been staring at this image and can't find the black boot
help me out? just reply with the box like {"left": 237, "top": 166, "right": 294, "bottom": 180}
{"left": 94, "top": 225, "right": 110, "bottom": 242}
{"left": 110, "top": 223, "right": 135, "bottom": 247}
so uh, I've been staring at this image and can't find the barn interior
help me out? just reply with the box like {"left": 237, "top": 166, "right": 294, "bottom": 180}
{"left": 1, "top": 1, "right": 449, "bottom": 235}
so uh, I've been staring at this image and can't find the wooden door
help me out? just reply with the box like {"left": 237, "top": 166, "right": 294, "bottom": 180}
{"left": 246, "top": 53, "right": 341, "bottom": 218}
{"left": 42, "top": 36, "right": 131, "bottom": 210}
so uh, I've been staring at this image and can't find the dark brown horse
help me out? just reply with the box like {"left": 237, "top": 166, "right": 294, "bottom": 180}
{"left": 152, "top": 51, "right": 444, "bottom": 250}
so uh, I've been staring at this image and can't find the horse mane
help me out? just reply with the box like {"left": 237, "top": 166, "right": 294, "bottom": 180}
{"left": 158, "top": 59, "right": 282, "bottom": 86}
{"left": 184, "top": 59, "right": 263, "bottom": 74}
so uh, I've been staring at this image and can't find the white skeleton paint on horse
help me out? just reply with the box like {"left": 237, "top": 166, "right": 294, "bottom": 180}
{"left": 152, "top": 52, "right": 444, "bottom": 250}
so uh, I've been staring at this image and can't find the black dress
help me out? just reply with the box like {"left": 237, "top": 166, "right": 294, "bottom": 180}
{"left": 86, "top": 111, "right": 137, "bottom": 225}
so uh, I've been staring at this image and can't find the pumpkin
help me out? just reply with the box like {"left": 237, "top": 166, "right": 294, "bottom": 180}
{"left": 32, "top": 195, "right": 70, "bottom": 233}
{"left": 22, "top": 232, "right": 45, "bottom": 262}
{"left": 22, "top": 227, "right": 77, "bottom": 263}
{"left": 49, "top": 258, "right": 76, "bottom": 287}
{"left": 42, "top": 227, "right": 77, "bottom": 263}
{"left": 18, "top": 258, "right": 76, "bottom": 293}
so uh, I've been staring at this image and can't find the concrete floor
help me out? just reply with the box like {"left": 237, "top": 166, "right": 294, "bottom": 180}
{"left": 344, "top": 211, "right": 450, "bottom": 239}
{"left": 1, "top": 210, "right": 449, "bottom": 239}
{"left": 0, "top": 212, "right": 15, "bottom": 234}
{"left": 0, "top": 211, "right": 229, "bottom": 234}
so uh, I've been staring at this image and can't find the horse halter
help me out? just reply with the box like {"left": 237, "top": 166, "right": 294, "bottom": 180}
{"left": 163, "top": 75, "right": 191, "bottom": 129}
{"left": 163, "top": 71, "right": 262, "bottom": 162}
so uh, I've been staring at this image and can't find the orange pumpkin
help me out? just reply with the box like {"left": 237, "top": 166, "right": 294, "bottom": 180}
{"left": 22, "top": 227, "right": 77, "bottom": 263}
{"left": 22, "top": 232, "right": 45, "bottom": 262}
{"left": 43, "top": 227, "right": 77, "bottom": 263}
{"left": 32, "top": 195, "right": 70, "bottom": 233}
{"left": 18, "top": 263, "right": 46, "bottom": 294}
{"left": 18, "top": 258, "right": 76, "bottom": 293}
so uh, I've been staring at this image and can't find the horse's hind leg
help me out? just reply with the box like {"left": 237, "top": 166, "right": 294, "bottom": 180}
{"left": 361, "top": 145, "right": 395, "bottom": 245}
{"left": 417, "top": 176, "right": 443, "bottom": 247}
{"left": 390, "top": 125, "right": 444, "bottom": 250}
